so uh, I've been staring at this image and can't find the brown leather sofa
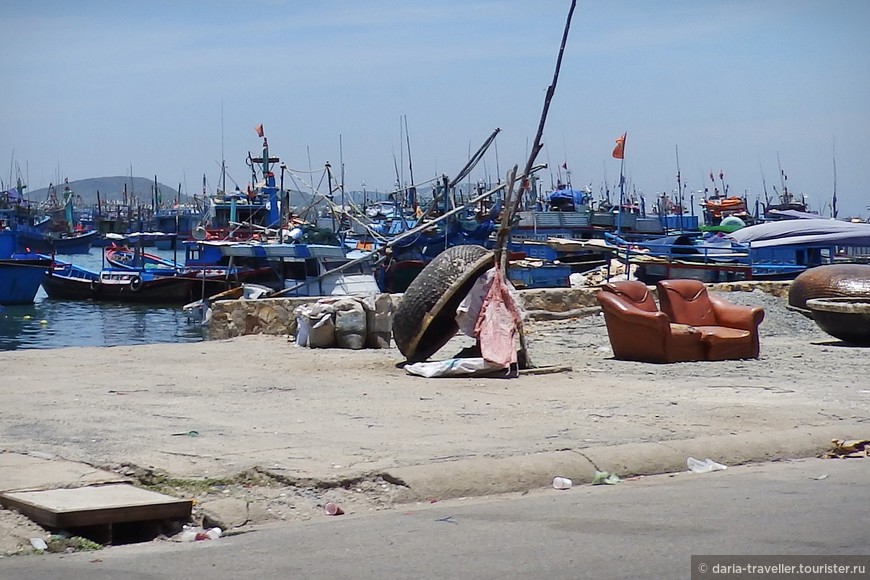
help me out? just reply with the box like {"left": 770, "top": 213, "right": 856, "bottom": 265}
{"left": 656, "top": 279, "right": 764, "bottom": 360}
{"left": 596, "top": 280, "right": 764, "bottom": 363}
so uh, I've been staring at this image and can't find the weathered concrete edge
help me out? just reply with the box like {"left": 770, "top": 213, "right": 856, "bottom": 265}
{"left": 384, "top": 423, "right": 866, "bottom": 502}
{"left": 208, "top": 281, "right": 792, "bottom": 339}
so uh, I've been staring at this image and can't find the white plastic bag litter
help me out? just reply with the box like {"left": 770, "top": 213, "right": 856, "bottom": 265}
{"left": 405, "top": 357, "right": 507, "bottom": 378}
{"left": 687, "top": 457, "right": 727, "bottom": 473}
{"left": 294, "top": 305, "right": 312, "bottom": 347}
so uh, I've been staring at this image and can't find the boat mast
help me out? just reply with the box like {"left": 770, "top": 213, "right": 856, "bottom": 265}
{"left": 339, "top": 134, "right": 346, "bottom": 233}
{"left": 759, "top": 160, "right": 770, "bottom": 207}
{"left": 832, "top": 138, "right": 838, "bottom": 219}
{"left": 675, "top": 144, "right": 684, "bottom": 229}
{"left": 404, "top": 115, "right": 416, "bottom": 209}
{"left": 776, "top": 151, "right": 789, "bottom": 204}
{"left": 221, "top": 103, "right": 227, "bottom": 195}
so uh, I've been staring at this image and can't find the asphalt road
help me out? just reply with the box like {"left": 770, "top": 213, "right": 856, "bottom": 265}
{"left": 2, "top": 458, "right": 868, "bottom": 580}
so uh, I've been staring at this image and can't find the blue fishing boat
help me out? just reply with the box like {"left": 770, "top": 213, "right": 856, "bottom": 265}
{"left": 0, "top": 206, "right": 52, "bottom": 305}
{"left": 606, "top": 217, "right": 870, "bottom": 284}
{"left": 105, "top": 242, "right": 182, "bottom": 271}
{"left": 2, "top": 181, "right": 97, "bottom": 254}
{"left": 0, "top": 252, "right": 51, "bottom": 305}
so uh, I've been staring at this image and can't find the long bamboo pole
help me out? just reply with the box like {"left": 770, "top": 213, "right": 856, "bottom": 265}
{"left": 272, "top": 165, "right": 547, "bottom": 297}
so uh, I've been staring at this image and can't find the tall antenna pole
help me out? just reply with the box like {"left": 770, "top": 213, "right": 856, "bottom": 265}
{"left": 399, "top": 116, "right": 405, "bottom": 192}
{"left": 759, "top": 159, "right": 770, "bottom": 207}
{"left": 776, "top": 151, "right": 787, "bottom": 203}
{"left": 675, "top": 144, "right": 684, "bottom": 229}
{"left": 306, "top": 146, "right": 315, "bottom": 196}
{"left": 832, "top": 137, "right": 838, "bottom": 219}
{"left": 404, "top": 115, "right": 416, "bottom": 209}
{"left": 339, "top": 134, "right": 345, "bottom": 228}
{"left": 220, "top": 102, "right": 226, "bottom": 194}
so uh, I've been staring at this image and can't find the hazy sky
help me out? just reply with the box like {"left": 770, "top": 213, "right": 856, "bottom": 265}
{"left": 3, "top": 0, "right": 869, "bottom": 217}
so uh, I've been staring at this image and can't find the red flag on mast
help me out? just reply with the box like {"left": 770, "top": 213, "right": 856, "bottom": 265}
{"left": 255, "top": 124, "right": 264, "bottom": 138}
{"left": 612, "top": 133, "right": 626, "bottom": 159}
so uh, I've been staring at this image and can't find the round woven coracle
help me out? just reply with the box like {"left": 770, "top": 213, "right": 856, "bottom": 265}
{"left": 788, "top": 264, "right": 870, "bottom": 315}
{"left": 393, "top": 245, "right": 494, "bottom": 363}
{"left": 806, "top": 297, "right": 870, "bottom": 346}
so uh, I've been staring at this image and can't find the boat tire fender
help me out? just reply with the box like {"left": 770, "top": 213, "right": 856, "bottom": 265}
{"left": 130, "top": 276, "right": 143, "bottom": 292}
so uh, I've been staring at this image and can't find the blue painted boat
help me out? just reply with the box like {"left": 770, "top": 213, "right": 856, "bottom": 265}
{"left": 606, "top": 217, "right": 870, "bottom": 284}
{"left": 0, "top": 229, "right": 51, "bottom": 305}
{"left": 0, "top": 256, "right": 50, "bottom": 305}
{"left": 2, "top": 181, "right": 97, "bottom": 254}
{"left": 14, "top": 228, "right": 98, "bottom": 255}
{"left": 105, "top": 243, "right": 182, "bottom": 271}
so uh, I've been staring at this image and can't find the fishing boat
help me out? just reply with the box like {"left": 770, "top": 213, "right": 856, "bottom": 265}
{"left": 606, "top": 217, "right": 870, "bottom": 284}
{"left": 7, "top": 180, "right": 99, "bottom": 254}
{"left": 42, "top": 237, "right": 240, "bottom": 304}
{"left": 42, "top": 262, "right": 202, "bottom": 303}
{"left": 0, "top": 204, "right": 53, "bottom": 305}
{"left": 105, "top": 242, "right": 181, "bottom": 271}
{"left": 0, "top": 256, "right": 50, "bottom": 305}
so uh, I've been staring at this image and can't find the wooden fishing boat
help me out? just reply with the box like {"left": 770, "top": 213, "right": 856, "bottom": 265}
{"left": 42, "top": 262, "right": 220, "bottom": 304}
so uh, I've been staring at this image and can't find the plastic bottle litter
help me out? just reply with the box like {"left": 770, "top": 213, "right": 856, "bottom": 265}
{"left": 29, "top": 537, "right": 48, "bottom": 551}
{"left": 176, "top": 526, "right": 222, "bottom": 542}
{"left": 687, "top": 457, "right": 727, "bottom": 474}
{"left": 552, "top": 476, "right": 573, "bottom": 490}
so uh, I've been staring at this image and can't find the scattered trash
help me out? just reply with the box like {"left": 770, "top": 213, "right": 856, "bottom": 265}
{"left": 171, "top": 430, "right": 200, "bottom": 437}
{"left": 552, "top": 476, "right": 573, "bottom": 490}
{"left": 175, "top": 526, "right": 222, "bottom": 542}
{"left": 435, "top": 516, "right": 457, "bottom": 524}
{"left": 324, "top": 502, "right": 344, "bottom": 516}
{"left": 813, "top": 474, "right": 829, "bottom": 480}
{"left": 824, "top": 439, "right": 869, "bottom": 459}
{"left": 687, "top": 457, "right": 727, "bottom": 473}
{"left": 294, "top": 305, "right": 312, "bottom": 346}
{"left": 405, "top": 357, "right": 507, "bottom": 378}
{"left": 591, "top": 471, "right": 621, "bottom": 485}
{"left": 29, "top": 538, "right": 47, "bottom": 551}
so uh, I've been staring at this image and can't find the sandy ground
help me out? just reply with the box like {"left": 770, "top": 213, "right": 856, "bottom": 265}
{"left": 1, "top": 288, "right": 868, "bottom": 554}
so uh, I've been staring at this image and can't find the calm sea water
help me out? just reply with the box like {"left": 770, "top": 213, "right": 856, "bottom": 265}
{"left": 0, "top": 247, "right": 206, "bottom": 351}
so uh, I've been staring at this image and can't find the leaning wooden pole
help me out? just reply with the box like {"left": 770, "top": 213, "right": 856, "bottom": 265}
{"left": 493, "top": 0, "right": 577, "bottom": 369}
{"left": 518, "top": 0, "right": 577, "bottom": 203}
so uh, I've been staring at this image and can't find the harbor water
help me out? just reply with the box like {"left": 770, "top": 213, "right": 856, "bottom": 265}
{"left": 0, "top": 247, "right": 206, "bottom": 351}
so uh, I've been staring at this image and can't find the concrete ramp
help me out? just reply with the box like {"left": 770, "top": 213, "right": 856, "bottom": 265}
{"left": 0, "top": 453, "right": 191, "bottom": 532}
{"left": 1, "top": 484, "right": 192, "bottom": 529}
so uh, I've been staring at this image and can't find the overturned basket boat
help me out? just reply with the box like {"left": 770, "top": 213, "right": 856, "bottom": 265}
{"left": 788, "top": 263, "right": 870, "bottom": 316}
{"left": 392, "top": 245, "right": 494, "bottom": 363}
{"left": 806, "top": 297, "right": 870, "bottom": 346}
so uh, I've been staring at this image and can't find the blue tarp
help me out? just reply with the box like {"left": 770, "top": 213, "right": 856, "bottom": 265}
{"left": 546, "top": 188, "right": 589, "bottom": 207}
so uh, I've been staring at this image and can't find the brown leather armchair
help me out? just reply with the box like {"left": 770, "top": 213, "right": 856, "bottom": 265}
{"left": 596, "top": 281, "right": 706, "bottom": 363}
{"left": 656, "top": 279, "right": 765, "bottom": 360}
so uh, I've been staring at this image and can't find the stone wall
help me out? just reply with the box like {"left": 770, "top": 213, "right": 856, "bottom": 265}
{"left": 208, "top": 281, "right": 792, "bottom": 340}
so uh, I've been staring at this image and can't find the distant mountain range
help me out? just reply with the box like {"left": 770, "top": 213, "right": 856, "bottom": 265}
{"left": 25, "top": 177, "right": 188, "bottom": 207}
{"left": 21, "top": 176, "right": 390, "bottom": 214}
